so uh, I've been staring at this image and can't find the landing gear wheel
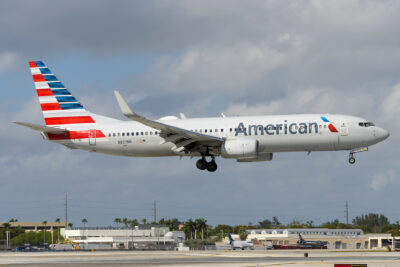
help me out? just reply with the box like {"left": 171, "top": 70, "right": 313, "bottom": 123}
{"left": 196, "top": 159, "right": 207, "bottom": 170}
{"left": 348, "top": 157, "right": 356, "bottom": 164}
{"left": 206, "top": 161, "right": 217, "bottom": 172}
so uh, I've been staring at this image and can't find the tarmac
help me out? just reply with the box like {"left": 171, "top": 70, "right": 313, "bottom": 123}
{"left": 1, "top": 250, "right": 400, "bottom": 266}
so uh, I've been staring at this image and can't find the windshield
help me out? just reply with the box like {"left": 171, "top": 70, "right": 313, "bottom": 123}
{"left": 359, "top": 122, "right": 375, "bottom": 127}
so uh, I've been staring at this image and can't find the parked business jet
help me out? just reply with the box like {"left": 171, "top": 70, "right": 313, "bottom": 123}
{"left": 227, "top": 233, "right": 254, "bottom": 250}
{"left": 15, "top": 61, "right": 389, "bottom": 172}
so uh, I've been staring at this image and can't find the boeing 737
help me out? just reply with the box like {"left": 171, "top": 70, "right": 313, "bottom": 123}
{"left": 227, "top": 233, "right": 254, "bottom": 250}
{"left": 15, "top": 61, "right": 390, "bottom": 172}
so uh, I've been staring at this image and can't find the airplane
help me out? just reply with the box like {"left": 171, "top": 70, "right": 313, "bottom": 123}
{"left": 297, "top": 234, "right": 327, "bottom": 248}
{"left": 14, "top": 61, "right": 390, "bottom": 172}
{"left": 273, "top": 234, "right": 327, "bottom": 249}
{"left": 227, "top": 233, "right": 254, "bottom": 250}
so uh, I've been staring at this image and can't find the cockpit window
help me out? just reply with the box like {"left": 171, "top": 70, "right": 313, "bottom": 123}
{"left": 359, "top": 122, "right": 375, "bottom": 127}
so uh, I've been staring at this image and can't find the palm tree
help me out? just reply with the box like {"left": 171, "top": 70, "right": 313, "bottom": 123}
{"left": 42, "top": 221, "right": 47, "bottom": 244}
{"left": 129, "top": 219, "right": 139, "bottom": 228}
{"left": 122, "top": 218, "right": 129, "bottom": 228}
{"left": 194, "top": 218, "right": 207, "bottom": 240}
{"left": 183, "top": 219, "right": 195, "bottom": 239}
{"left": 68, "top": 223, "right": 73, "bottom": 228}
{"left": 141, "top": 218, "right": 147, "bottom": 225}
{"left": 114, "top": 218, "right": 122, "bottom": 228}
{"left": 82, "top": 218, "right": 88, "bottom": 228}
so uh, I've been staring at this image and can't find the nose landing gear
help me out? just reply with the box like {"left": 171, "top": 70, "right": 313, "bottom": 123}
{"left": 348, "top": 155, "right": 356, "bottom": 164}
{"left": 348, "top": 147, "right": 368, "bottom": 164}
{"left": 196, "top": 156, "right": 217, "bottom": 172}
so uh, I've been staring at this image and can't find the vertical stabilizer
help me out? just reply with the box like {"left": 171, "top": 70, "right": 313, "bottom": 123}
{"left": 29, "top": 61, "right": 95, "bottom": 126}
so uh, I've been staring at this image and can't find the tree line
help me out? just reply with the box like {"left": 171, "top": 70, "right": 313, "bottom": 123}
{"left": 2, "top": 213, "right": 399, "bottom": 246}
{"left": 110, "top": 213, "right": 400, "bottom": 240}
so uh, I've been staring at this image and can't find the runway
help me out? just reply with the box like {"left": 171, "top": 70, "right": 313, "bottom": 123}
{"left": 1, "top": 250, "right": 400, "bottom": 266}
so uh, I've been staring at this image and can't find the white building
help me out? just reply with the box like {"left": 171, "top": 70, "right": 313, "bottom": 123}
{"left": 239, "top": 228, "right": 400, "bottom": 250}
{"left": 247, "top": 228, "right": 363, "bottom": 237}
{"left": 61, "top": 225, "right": 185, "bottom": 250}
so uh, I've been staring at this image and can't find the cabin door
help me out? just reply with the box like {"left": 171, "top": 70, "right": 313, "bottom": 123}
{"left": 88, "top": 129, "right": 96, "bottom": 146}
{"left": 340, "top": 123, "right": 348, "bottom": 136}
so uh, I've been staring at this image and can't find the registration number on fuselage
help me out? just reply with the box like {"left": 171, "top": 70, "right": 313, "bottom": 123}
{"left": 117, "top": 140, "right": 132, "bottom": 145}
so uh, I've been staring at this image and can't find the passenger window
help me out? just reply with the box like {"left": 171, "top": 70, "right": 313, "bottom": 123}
{"left": 210, "top": 129, "right": 212, "bottom": 133}
{"left": 122, "top": 133, "right": 125, "bottom": 136}
{"left": 141, "top": 132, "right": 144, "bottom": 135}
{"left": 132, "top": 132, "right": 135, "bottom": 136}
{"left": 205, "top": 129, "right": 208, "bottom": 133}
{"left": 118, "top": 133, "right": 120, "bottom": 136}
{"left": 221, "top": 129, "right": 224, "bottom": 132}
{"left": 145, "top": 131, "right": 148, "bottom": 135}
{"left": 113, "top": 133, "right": 116, "bottom": 137}
{"left": 155, "top": 131, "right": 158, "bottom": 135}
{"left": 127, "top": 132, "right": 129, "bottom": 136}
{"left": 215, "top": 129, "right": 218, "bottom": 132}
{"left": 150, "top": 132, "right": 153, "bottom": 135}
{"left": 324, "top": 125, "right": 327, "bottom": 128}
{"left": 230, "top": 128, "right": 232, "bottom": 132}
{"left": 108, "top": 133, "right": 111, "bottom": 137}
{"left": 136, "top": 132, "right": 139, "bottom": 135}
{"left": 319, "top": 125, "right": 322, "bottom": 128}
{"left": 199, "top": 129, "right": 202, "bottom": 133}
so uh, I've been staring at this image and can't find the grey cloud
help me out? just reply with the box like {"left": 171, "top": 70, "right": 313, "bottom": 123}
{"left": 1, "top": 0, "right": 400, "bottom": 226}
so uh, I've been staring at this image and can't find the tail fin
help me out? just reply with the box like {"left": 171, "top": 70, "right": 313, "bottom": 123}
{"left": 228, "top": 233, "right": 234, "bottom": 243}
{"left": 29, "top": 61, "right": 95, "bottom": 126}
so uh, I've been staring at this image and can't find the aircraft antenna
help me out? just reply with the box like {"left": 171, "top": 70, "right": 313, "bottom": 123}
{"left": 345, "top": 200, "right": 349, "bottom": 225}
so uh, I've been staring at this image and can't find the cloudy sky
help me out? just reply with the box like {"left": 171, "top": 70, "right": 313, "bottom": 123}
{"left": 1, "top": 0, "right": 399, "bottom": 227}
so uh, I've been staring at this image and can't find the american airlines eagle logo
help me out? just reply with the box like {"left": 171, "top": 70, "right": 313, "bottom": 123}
{"left": 320, "top": 116, "right": 339, "bottom": 133}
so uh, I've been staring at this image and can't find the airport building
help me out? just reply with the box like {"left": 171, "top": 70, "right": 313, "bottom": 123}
{"left": 240, "top": 228, "right": 400, "bottom": 249}
{"left": 0, "top": 221, "right": 66, "bottom": 232}
{"left": 62, "top": 224, "right": 185, "bottom": 250}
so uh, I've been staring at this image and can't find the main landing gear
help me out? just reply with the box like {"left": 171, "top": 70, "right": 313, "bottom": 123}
{"left": 348, "top": 147, "right": 368, "bottom": 165}
{"left": 196, "top": 156, "right": 217, "bottom": 172}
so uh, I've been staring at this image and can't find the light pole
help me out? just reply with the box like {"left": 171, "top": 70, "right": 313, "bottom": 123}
{"left": 6, "top": 231, "right": 10, "bottom": 250}
{"left": 42, "top": 221, "right": 47, "bottom": 245}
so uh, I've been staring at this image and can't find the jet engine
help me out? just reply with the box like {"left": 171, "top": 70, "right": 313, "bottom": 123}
{"left": 221, "top": 139, "right": 273, "bottom": 162}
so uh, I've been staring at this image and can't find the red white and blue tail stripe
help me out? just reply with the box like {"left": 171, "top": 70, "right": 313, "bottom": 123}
{"left": 29, "top": 61, "right": 95, "bottom": 126}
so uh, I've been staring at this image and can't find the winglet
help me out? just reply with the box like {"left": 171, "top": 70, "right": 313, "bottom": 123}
{"left": 114, "top": 90, "right": 136, "bottom": 118}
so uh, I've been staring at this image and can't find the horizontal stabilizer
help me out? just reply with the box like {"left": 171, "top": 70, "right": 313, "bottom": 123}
{"left": 13, "top": 121, "right": 68, "bottom": 134}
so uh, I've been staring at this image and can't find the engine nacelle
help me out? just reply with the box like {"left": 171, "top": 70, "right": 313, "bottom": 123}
{"left": 221, "top": 139, "right": 259, "bottom": 159}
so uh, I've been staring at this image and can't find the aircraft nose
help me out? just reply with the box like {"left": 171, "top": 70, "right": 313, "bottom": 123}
{"left": 376, "top": 127, "right": 390, "bottom": 141}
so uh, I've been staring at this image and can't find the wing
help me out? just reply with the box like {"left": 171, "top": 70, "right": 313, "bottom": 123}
{"left": 114, "top": 91, "right": 223, "bottom": 154}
